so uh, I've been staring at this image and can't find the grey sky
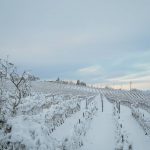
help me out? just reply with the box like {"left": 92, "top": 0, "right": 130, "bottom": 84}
{"left": 0, "top": 0, "right": 150, "bottom": 89}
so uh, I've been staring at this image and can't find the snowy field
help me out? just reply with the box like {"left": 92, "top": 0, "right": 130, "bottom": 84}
{"left": 1, "top": 81, "right": 150, "bottom": 150}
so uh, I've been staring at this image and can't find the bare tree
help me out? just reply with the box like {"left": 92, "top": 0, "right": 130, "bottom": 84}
{"left": 0, "top": 58, "right": 31, "bottom": 116}
{"left": 9, "top": 70, "right": 31, "bottom": 115}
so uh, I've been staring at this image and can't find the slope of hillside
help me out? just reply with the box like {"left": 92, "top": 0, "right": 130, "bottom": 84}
{"left": 1, "top": 81, "right": 150, "bottom": 149}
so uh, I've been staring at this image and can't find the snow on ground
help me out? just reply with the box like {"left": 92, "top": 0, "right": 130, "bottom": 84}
{"left": 81, "top": 95, "right": 115, "bottom": 150}
{"left": 119, "top": 105, "right": 150, "bottom": 150}
{"left": 1, "top": 80, "right": 150, "bottom": 150}
{"left": 51, "top": 101, "right": 86, "bottom": 141}
{"left": 81, "top": 95, "right": 150, "bottom": 150}
{"left": 0, "top": 81, "right": 98, "bottom": 150}
{"left": 139, "top": 108, "right": 150, "bottom": 120}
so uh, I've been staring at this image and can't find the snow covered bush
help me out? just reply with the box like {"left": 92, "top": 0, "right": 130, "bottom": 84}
{"left": 0, "top": 115, "right": 61, "bottom": 150}
{"left": 131, "top": 104, "right": 150, "bottom": 135}
{"left": 0, "top": 58, "right": 38, "bottom": 149}
{"left": 0, "top": 58, "right": 31, "bottom": 117}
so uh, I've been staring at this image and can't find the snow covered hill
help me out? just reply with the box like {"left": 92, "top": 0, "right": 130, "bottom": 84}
{"left": 1, "top": 81, "right": 150, "bottom": 150}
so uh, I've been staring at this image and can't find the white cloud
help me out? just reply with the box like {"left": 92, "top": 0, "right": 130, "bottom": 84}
{"left": 78, "top": 65, "right": 103, "bottom": 76}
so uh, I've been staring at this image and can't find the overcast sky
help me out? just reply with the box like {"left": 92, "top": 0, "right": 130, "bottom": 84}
{"left": 0, "top": 0, "right": 150, "bottom": 89}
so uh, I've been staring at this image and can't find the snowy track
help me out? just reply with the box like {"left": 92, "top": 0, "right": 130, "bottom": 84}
{"left": 82, "top": 96, "right": 115, "bottom": 150}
